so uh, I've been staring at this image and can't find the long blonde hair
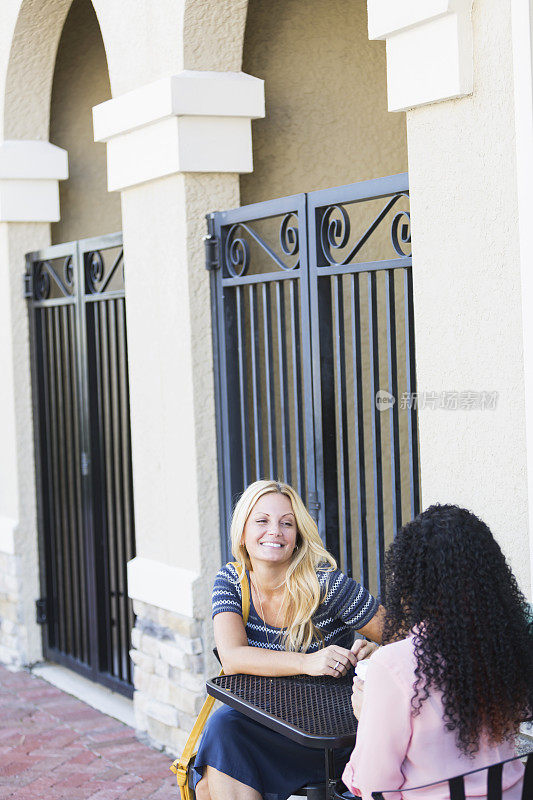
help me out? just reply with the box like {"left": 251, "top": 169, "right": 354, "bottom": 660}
{"left": 230, "top": 480, "right": 336, "bottom": 652}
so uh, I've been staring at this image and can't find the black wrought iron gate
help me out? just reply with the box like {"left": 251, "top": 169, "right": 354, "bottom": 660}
{"left": 25, "top": 233, "right": 135, "bottom": 696}
{"left": 208, "top": 173, "right": 420, "bottom": 597}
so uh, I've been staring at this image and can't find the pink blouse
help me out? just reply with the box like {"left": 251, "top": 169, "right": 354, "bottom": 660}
{"left": 342, "top": 636, "right": 524, "bottom": 800}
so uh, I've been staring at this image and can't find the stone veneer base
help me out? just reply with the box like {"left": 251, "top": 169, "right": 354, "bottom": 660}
{"left": 131, "top": 599, "right": 206, "bottom": 755}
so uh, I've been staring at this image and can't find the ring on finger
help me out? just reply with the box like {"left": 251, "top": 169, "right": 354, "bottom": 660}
{"left": 334, "top": 660, "right": 341, "bottom": 671}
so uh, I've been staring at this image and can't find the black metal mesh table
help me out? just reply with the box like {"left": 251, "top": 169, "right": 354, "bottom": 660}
{"left": 207, "top": 673, "right": 357, "bottom": 749}
{"left": 207, "top": 673, "right": 358, "bottom": 798}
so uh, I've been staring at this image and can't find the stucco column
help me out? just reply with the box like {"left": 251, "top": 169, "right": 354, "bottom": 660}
{"left": 368, "top": 0, "right": 531, "bottom": 598}
{"left": 511, "top": 0, "right": 533, "bottom": 601}
{"left": 93, "top": 70, "right": 264, "bottom": 750}
{"left": 0, "top": 139, "right": 68, "bottom": 665}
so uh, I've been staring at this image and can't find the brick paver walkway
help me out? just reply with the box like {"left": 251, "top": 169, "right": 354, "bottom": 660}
{"left": 0, "top": 666, "right": 176, "bottom": 800}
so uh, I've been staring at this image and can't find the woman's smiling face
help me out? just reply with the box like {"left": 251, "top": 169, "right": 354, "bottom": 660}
{"left": 242, "top": 492, "right": 298, "bottom": 566}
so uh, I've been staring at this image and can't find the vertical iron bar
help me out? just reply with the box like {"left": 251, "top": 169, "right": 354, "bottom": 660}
{"left": 41, "top": 307, "right": 60, "bottom": 651}
{"left": 332, "top": 275, "right": 352, "bottom": 576}
{"left": 404, "top": 267, "right": 420, "bottom": 517}
{"left": 289, "top": 280, "right": 305, "bottom": 497}
{"left": 27, "top": 268, "right": 53, "bottom": 659}
{"left": 61, "top": 304, "right": 81, "bottom": 660}
{"left": 236, "top": 286, "right": 250, "bottom": 488}
{"left": 75, "top": 243, "right": 99, "bottom": 679}
{"left": 117, "top": 297, "right": 135, "bottom": 684}
{"left": 47, "top": 307, "right": 66, "bottom": 653}
{"left": 276, "top": 281, "right": 291, "bottom": 484}
{"left": 385, "top": 270, "right": 402, "bottom": 535}
{"left": 55, "top": 306, "right": 75, "bottom": 655}
{"left": 368, "top": 271, "right": 385, "bottom": 597}
{"left": 295, "top": 193, "right": 318, "bottom": 519}
{"left": 101, "top": 300, "right": 119, "bottom": 679}
{"left": 210, "top": 216, "right": 234, "bottom": 563}
{"left": 109, "top": 298, "right": 127, "bottom": 682}
{"left": 315, "top": 275, "right": 340, "bottom": 562}
{"left": 351, "top": 273, "right": 368, "bottom": 587}
{"left": 249, "top": 285, "right": 263, "bottom": 481}
{"left": 68, "top": 305, "right": 88, "bottom": 665}
{"left": 92, "top": 300, "right": 113, "bottom": 675}
{"left": 262, "top": 283, "right": 277, "bottom": 479}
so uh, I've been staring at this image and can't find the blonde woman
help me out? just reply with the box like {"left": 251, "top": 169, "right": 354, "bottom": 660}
{"left": 193, "top": 480, "right": 384, "bottom": 800}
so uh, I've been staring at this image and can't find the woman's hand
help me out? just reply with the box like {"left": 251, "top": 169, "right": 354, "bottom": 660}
{"left": 351, "top": 639, "right": 380, "bottom": 661}
{"left": 302, "top": 645, "right": 357, "bottom": 677}
{"left": 351, "top": 676, "right": 365, "bottom": 719}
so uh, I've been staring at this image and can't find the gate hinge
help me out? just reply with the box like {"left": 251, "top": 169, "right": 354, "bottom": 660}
{"left": 204, "top": 234, "right": 220, "bottom": 271}
{"left": 24, "top": 271, "right": 33, "bottom": 300}
{"left": 35, "top": 598, "right": 48, "bottom": 625}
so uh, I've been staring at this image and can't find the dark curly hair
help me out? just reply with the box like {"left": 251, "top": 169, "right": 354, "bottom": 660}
{"left": 382, "top": 504, "right": 533, "bottom": 756}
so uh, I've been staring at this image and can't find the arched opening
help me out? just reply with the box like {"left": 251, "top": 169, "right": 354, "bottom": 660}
{"left": 50, "top": 0, "right": 121, "bottom": 243}
{"left": 240, "top": 0, "right": 407, "bottom": 203}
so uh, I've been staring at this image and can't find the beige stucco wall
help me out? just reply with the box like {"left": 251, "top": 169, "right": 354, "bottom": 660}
{"left": 118, "top": 175, "right": 241, "bottom": 618}
{"left": 50, "top": 0, "right": 121, "bottom": 243}
{"left": 406, "top": 0, "right": 531, "bottom": 597}
{"left": 240, "top": 0, "right": 407, "bottom": 204}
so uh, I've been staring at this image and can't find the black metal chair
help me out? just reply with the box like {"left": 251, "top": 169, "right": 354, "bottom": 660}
{"left": 332, "top": 749, "right": 533, "bottom": 800}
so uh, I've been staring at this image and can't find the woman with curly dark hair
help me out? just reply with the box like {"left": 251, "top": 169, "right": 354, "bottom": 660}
{"left": 342, "top": 504, "right": 533, "bottom": 799}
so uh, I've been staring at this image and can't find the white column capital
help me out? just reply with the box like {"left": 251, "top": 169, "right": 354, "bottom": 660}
{"left": 93, "top": 71, "right": 265, "bottom": 191}
{"left": 367, "top": 0, "right": 473, "bottom": 112}
{"left": 0, "top": 140, "right": 68, "bottom": 222}
{"left": 127, "top": 556, "right": 199, "bottom": 618}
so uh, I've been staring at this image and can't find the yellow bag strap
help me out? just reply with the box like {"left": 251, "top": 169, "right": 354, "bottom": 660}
{"left": 171, "top": 562, "right": 250, "bottom": 786}
{"left": 237, "top": 561, "right": 250, "bottom": 627}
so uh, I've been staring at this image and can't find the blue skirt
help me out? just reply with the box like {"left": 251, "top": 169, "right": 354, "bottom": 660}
{"left": 192, "top": 705, "right": 351, "bottom": 800}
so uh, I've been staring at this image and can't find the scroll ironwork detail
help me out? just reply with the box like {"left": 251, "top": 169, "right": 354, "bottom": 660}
{"left": 391, "top": 211, "right": 411, "bottom": 256}
{"left": 35, "top": 262, "right": 52, "bottom": 301}
{"left": 224, "top": 215, "right": 300, "bottom": 278}
{"left": 86, "top": 250, "right": 104, "bottom": 294}
{"left": 320, "top": 192, "right": 411, "bottom": 265}
{"left": 84, "top": 248, "right": 124, "bottom": 294}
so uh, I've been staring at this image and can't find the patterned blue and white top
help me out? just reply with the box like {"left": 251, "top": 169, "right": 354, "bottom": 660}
{"left": 212, "top": 562, "right": 379, "bottom": 652}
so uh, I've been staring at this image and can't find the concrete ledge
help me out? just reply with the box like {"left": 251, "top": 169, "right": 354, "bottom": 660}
{"left": 0, "top": 141, "right": 68, "bottom": 221}
{"left": 127, "top": 557, "right": 198, "bottom": 618}
{"left": 93, "top": 71, "right": 264, "bottom": 189}
{"left": 93, "top": 71, "right": 264, "bottom": 141}
{"left": 104, "top": 115, "right": 253, "bottom": 190}
{"left": 367, "top": 0, "right": 473, "bottom": 111}
{"left": 368, "top": 0, "right": 457, "bottom": 39}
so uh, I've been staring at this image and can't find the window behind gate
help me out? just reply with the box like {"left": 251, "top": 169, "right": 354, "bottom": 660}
{"left": 208, "top": 174, "right": 419, "bottom": 598}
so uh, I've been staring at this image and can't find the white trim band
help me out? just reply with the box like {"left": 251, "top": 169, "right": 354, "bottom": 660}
{"left": 0, "top": 140, "right": 68, "bottom": 222}
{"left": 93, "top": 71, "right": 265, "bottom": 191}
{"left": 127, "top": 556, "right": 198, "bottom": 618}
{"left": 367, "top": 0, "right": 473, "bottom": 112}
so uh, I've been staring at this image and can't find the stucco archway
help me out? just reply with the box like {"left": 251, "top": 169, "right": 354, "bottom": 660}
{"left": 2, "top": 0, "right": 188, "bottom": 142}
